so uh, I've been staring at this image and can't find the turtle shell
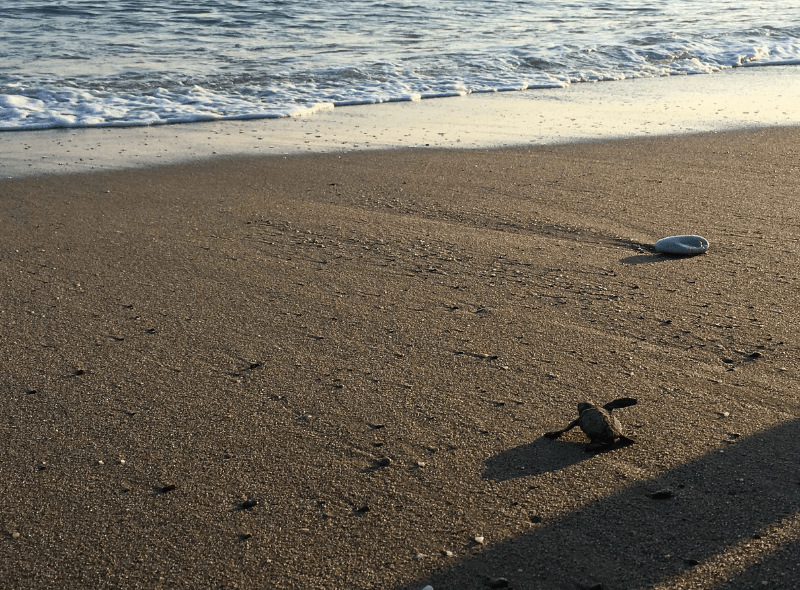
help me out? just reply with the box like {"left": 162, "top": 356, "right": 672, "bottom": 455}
{"left": 577, "top": 403, "right": 625, "bottom": 444}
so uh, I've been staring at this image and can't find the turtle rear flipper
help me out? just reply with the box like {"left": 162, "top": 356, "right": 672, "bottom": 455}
{"left": 585, "top": 441, "right": 613, "bottom": 452}
{"left": 585, "top": 435, "right": 635, "bottom": 453}
{"left": 602, "top": 397, "right": 637, "bottom": 412}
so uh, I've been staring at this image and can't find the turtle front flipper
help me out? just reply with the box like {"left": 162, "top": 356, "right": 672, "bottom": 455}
{"left": 602, "top": 397, "right": 637, "bottom": 412}
{"left": 544, "top": 418, "right": 580, "bottom": 439}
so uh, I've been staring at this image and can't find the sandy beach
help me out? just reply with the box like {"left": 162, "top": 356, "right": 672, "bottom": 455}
{"left": 2, "top": 72, "right": 800, "bottom": 589}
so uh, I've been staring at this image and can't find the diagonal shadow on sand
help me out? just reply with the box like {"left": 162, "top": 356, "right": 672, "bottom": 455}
{"left": 717, "top": 536, "right": 800, "bottom": 590}
{"left": 399, "top": 419, "right": 800, "bottom": 590}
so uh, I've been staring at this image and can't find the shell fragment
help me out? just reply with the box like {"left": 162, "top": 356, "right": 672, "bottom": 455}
{"left": 654, "top": 235, "right": 709, "bottom": 255}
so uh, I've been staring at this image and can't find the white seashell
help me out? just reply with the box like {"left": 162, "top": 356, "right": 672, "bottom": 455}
{"left": 654, "top": 235, "right": 709, "bottom": 255}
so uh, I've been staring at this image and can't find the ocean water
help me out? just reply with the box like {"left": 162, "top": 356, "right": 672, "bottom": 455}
{"left": 1, "top": 0, "right": 799, "bottom": 131}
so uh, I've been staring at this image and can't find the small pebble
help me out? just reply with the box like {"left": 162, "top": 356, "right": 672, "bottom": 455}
{"left": 443, "top": 550, "right": 454, "bottom": 558}
{"left": 748, "top": 351, "right": 763, "bottom": 359}
{"left": 241, "top": 499, "right": 258, "bottom": 510}
{"left": 413, "top": 553, "right": 427, "bottom": 560}
{"left": 416, "top": 461, "right": 426, "bottom": 468}
{"left": 12, "top": 532, "right": 20, "bottom": 539}
{"left": 650, "top": 489, "right": 674, "bottom": 500}
{"left": 485, "top": 578, "right": 509, "bottom": 589}
{"left": 719, "top": 411, "right": 730, "bottom": 418}
{"left": 421, "top": 586, "right": 434, "bottom": 590}
{"left": 377, "top": 457, "right": 392, "bottom": 467}
{"left": 474, "top": 535, "right": 485, "bottom": 545}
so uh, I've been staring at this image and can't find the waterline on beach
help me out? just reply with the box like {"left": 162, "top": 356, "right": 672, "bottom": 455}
{"left": 2, "top": 66, "right": 799, "bottom": 180}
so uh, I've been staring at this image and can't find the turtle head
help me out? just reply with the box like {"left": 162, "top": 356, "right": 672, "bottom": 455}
{"left": 577, "top": 402, "right": 595, "bottom": 414}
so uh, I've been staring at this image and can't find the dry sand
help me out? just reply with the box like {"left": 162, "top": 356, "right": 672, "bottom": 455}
{"left": 1, "top": 126, "right": 800, "bottom": 589}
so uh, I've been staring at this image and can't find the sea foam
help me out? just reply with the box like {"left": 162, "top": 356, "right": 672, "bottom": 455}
{"left": 1, "top": 0, "right": 799, "bottom": 131}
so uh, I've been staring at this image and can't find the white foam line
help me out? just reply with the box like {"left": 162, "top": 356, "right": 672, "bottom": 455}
{"left": 1, "top": 66, "right": 799, "bottom": 180}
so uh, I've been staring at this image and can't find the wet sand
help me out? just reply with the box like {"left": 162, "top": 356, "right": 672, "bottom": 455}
{"left": 2, "top": 123, "right": 800, "bottom": 588}
{"left": 3, "top": 66, "right": 800, "bottom": 180}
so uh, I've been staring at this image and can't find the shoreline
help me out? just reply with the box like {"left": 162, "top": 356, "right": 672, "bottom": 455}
{"left": 2, "top": 126, "right": 799, "bottom": 589}
{"left": 2, "top": 65, "right": 800, "bottom": 180}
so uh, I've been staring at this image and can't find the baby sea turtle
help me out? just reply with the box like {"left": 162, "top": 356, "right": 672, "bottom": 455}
{"left": 544, "top": 397, "right": 637, "bottom": 451}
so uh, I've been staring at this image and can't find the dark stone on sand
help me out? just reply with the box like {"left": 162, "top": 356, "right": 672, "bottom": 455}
{"left": 485, "top": 577, "right": 509, "bottom": 588}
{"left": 650, "top": 489, "right": 674, "bottom": 500}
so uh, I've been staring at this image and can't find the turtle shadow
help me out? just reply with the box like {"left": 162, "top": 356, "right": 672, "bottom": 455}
{"left": 482, "top": 436, "right": 590, "bottom": 481}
